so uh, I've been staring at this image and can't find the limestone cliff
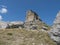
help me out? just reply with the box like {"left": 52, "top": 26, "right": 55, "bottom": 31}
{"left": 25, "top": 10, "right": 41, "bottom": 22}
{"left": 49, "top": 11, "right": 60, "bottom": 45}
{"left": 24, "top": 10, "right": 50, "bottom": 30}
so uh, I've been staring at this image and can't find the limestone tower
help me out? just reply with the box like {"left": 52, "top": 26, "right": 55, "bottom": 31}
{"left": 24, "top": 10, "right": 49, "bottom": 30}
{"left": 25, "top": 10, "right": 41, "bottom": 22}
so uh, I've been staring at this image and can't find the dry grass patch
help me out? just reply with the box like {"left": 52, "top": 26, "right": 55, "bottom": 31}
{"left": 0, "top": 29, "right": 57, "bottom": 45}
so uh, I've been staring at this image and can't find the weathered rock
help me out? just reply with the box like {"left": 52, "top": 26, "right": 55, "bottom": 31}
{"left": 49, "top": 11, "right": 60, "bottom": 44}
{"left": 25, "top": 10, "right": 41, "bottom": 22}
{"left": 6, "top": 21, "right": 24, "bottom": 29}
{"left": 0, "top": 10, "right": 50, "bottom": 31}
{"left": 24, "top": 10, "right": 50, "bottom": 30}
{"left": 54, "top": 11, "right": 60, "bottom": 24}
{"left": 0, "top": 21, "right": 8, "bottom": 29}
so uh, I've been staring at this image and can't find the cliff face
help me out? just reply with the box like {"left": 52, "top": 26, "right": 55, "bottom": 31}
{"left": 49, "top": 11, "right": 60, "bottom": 44}
{"left": 24, "top": 10, "right": 50, "bottom": 30}
{"left": 53, "top": 11, "right": 60, "bottom": 24}
{"left": 25, "top": 10, "right": 41, "bottom": 22}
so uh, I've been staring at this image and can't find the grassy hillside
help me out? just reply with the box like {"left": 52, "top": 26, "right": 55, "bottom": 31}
{"left": 0, "top": 29, "right": 57, "bottom": 45}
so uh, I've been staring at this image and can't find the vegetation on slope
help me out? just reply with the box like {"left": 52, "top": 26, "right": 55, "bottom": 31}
{"left": 0, "top": 29, "right": 57, "bottom": 45}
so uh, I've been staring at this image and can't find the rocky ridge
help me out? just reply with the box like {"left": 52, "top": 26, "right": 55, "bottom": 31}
{"left": 0, "top": 10, "right": 59, "bottom": 45}
{"left": 49, "top": 11, "right": 60, "bottom": 45}
{"left": 24, "top": 10, "right": 50, "bottom": 30}
{"left": 0, "top": 10, "right": 50, "bottom": 31}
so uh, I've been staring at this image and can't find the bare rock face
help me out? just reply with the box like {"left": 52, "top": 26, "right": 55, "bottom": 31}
{"left": 24, "top": 10, "right": 50, "bottom": 30}
{"left": 0, "top": 10, "right": 49, "bottom": 30}
{"left": 6, "top": 21, "right": 24, "bottom": 29}
{"left": 49, "top": 11, "right": 60, "bottom": 44}
{"left": 25, "top": 10, "right": 41, "bottom": 22}
{"left": 24, "top": 10, "right": 41, "bottom": 30}
{"left": 54, "top": 11, "right": 60, "bottom": 24}
{"left": 0, "top": 21, "right": 8, "bottom": 29}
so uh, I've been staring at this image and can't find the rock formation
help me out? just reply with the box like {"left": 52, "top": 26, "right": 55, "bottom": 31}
{"left": 6, "top": 21, "right": 24, "bottom": 29}
{"left": 0, "top": 21, "right": 8, "bottom": 29}
{"left": 0, "top": 10, "right": 57, "bottom": 45}
{"left": 25, "top": 10, "right": 41, "bottom": 22}
{"left": 24, "top": 10, "right": 49, "bottom": 30}
{"left": 0, "top": 10, "right": 50, "bottom": 31}
{"left": 49, "top": 11, "right": 60, "bottom": 44}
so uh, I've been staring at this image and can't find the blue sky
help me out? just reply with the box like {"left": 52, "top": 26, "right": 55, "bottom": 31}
{"left": 0, "top": 0, "right": 60, "bottom": 25}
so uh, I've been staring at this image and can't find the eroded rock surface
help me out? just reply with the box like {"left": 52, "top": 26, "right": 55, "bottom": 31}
{"left": 49, "top": 11, "right": 60, "bottom": 44}
{"left": 24, "top": 10, "right": 50, "bottom": 30}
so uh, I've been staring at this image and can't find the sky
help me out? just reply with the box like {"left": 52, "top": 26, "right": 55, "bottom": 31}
{"left": 0, "top": 0, "right": 60, "bottom": 25}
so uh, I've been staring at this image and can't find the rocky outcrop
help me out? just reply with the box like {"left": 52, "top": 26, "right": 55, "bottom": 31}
{"left": 49, "top": 11, "right": 60, "bottom": 44}
{"left": 6, "top": 21, "right": 24, "bottom": 29}
{"left": 0, "top": 10, "right": 57, "bottom": 45}
{"left": 0, "top": 10, "right": 50, "bottom": 31}
{"left": 0, "top": 21, "right": 8, "bottom": 29}
{"left": 0, "top": 21, "right": 24, "bottom": 29}
{"left": 25, "top": 10, "right": 41, "bottom": 22}
{"left": 24, "top": 10, "right": 49, "bottom": 30}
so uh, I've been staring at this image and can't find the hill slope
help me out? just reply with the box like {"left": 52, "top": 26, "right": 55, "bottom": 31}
{"left": 0, "top": 29, "right": 57, "bottom": 45}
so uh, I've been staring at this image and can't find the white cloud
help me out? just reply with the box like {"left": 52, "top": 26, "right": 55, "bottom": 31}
{"left": 0, "top": 5, "right": 7, "bottom": 21}
{"left": 0, "top": 15, "right": 2, "bottom": 20}
{"left": 0, "top": 8, "right": 7, "bottom": 14}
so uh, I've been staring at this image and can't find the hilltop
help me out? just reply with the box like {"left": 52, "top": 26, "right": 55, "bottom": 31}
{"left": 0, "top": 10, "right": 58, "bottom": 45}
{"left": 0, "top": 10, "right": 50, "bottom": 31}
